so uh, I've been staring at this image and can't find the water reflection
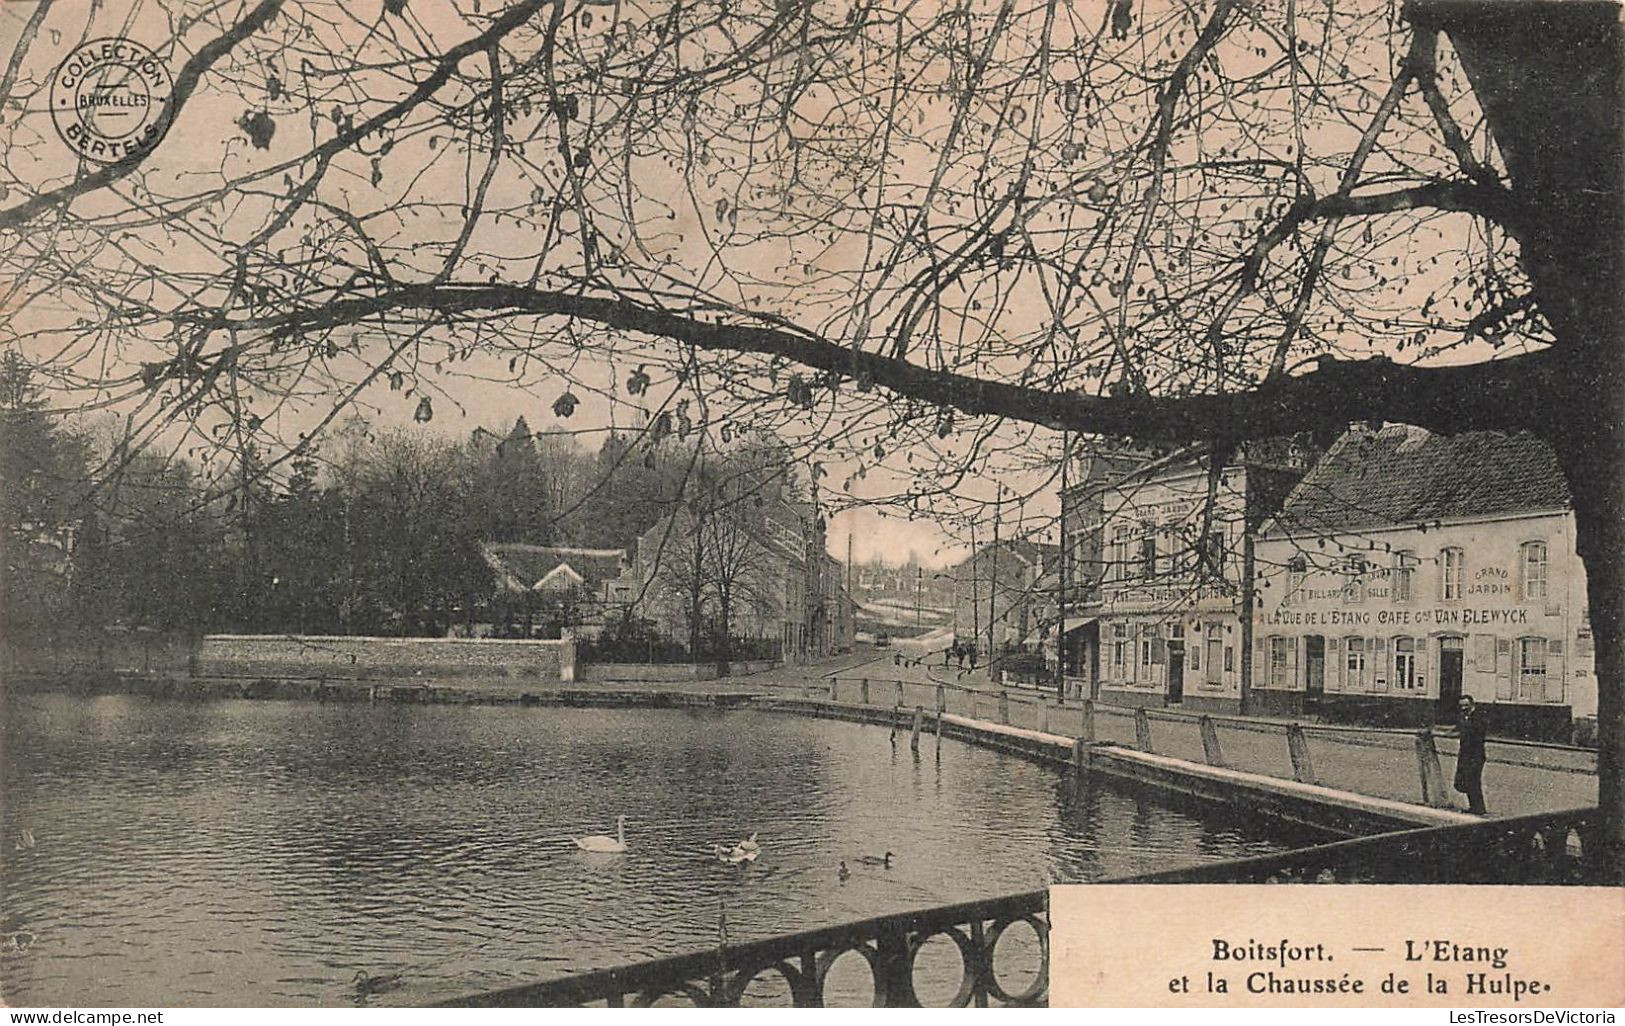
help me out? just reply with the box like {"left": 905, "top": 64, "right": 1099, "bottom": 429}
{"left": 3, "top": 692, "right": 1320, "bottom": 1006}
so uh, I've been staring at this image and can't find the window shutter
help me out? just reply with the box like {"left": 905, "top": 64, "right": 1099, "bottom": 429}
{"left": 1286, "top": 636, "right": 1299, "bottom": 689}
{"left": 1373, "top": 637, "right": 1389, "bottom": 690}
{"left": 1547, "top": 637, "right": 1564, "bottom": 703}
{"left": 1327, "top": 637, "right": 1343, "bottom": 691}
{"left": 1495, "top": 638, "right": 1514, "bottom": 701}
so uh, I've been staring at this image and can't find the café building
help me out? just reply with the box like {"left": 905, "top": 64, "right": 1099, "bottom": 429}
{"left": 1086, "top": 440, "right": 1312, "bottom": 714}
{"left": 1250, "top": 425, "right": 1595, "bottom": 742}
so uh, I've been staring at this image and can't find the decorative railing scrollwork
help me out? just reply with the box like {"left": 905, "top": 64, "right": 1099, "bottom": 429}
{"left": 437, "top": 890, "right": 1048, "bottom": 1008}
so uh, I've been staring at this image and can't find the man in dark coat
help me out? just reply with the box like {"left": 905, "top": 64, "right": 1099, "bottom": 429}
{"left": 1453, "top": 696, "right": 1490, "bottom": 815}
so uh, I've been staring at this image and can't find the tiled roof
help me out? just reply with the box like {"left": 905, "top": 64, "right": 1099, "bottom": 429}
{"left": 481, "top": 543, "right": 627, "bottom": 595}
{"left": 1274, "top": 425, "right": 1570, "bottom": 535}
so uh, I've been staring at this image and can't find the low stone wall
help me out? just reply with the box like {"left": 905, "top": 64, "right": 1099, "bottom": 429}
{"left": 2, "top": 633, "right": 197, "bottom": 678}
{"left": 575, "top": 659, "right": 778, "bottom": 683}
{"left": 195, "top": 634, "right": 576, "bottom": 682}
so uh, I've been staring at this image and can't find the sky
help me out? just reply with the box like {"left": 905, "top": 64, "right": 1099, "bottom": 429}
{"left": 0, "top": 0, "right": 1523, "bottom": 575}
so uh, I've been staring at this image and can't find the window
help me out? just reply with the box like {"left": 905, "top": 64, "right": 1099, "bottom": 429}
{"left": 1521, "top": 541, "right": 1549, "bottom": 601}
{"left": 1109, "top": 526, "right": 1134, "bottom": 582}
{"left": 1344, "top": 555, "right": 1366, "bottom": 604}
{"left": 1139, "top": 529, "right": 1158, "bottom": 580}
{"left": 1269, "top": 636, "right": 1291, "bottom": 688}
{"left": 1392, "top": 551, "right": 1414, "bottom": 603}
{"left": 1345, "top": 637, "right": 1367, "bottom": 689}
{"left": 1440, "top": 547, "right": 1464, "bottom": 601}
{"left": 1205, "top": 626, "right": 1223, "bottom": 684}
{"left": 1286, "top": 555, "right": 1307, "bottom": 606}
{"left": 1111, "top": 623, "right": 1127, "bottom": 675}
{"left": 1393, "top": 637, "right": 1418, "bottom": 689}
{"left": 1518, "top": 637, "right": 1549, "bottom": 700}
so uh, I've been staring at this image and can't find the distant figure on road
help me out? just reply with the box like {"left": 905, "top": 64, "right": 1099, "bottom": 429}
{"left": 1453, "top": 696, "right": 1489, "bottom": 815}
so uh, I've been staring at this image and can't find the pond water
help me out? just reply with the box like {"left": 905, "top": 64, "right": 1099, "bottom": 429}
{"left": 0, "top": 693, "right": 1320, "bottom": 1006}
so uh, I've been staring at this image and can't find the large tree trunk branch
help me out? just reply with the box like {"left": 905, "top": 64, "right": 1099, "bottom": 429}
{"left": 238, "top": 282, "right": 1564, "bottom": 443}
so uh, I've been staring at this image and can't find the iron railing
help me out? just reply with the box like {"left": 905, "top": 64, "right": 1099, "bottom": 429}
{"left": 437, "top": 889, "right": 1048, "bottom": 1008}
{"left": 1121, "top": 807, "right": 1603, "bottom": 884}
{"left": 785, "top": 674, "right": 1596, "bottom": 812}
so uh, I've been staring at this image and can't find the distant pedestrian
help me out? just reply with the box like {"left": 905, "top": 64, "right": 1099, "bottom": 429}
{"left": 1453, "top": 696, "right": 1489, "bottom": 815}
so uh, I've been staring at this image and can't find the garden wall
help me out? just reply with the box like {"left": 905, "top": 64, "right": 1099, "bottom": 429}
{"left": 195, "top": 634, "right": 575, "bottom": 682}
{"left": 575, "top": 659, "right": 778, "bottom": 683}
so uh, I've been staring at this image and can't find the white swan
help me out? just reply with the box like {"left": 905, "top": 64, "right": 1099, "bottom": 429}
{"left": 735, "top": 832, "right": 761, "bottom": 854}
{"left": 572, "top": 815, "right": 627, "bottom": 854}
{"left": 712, "top": 842, "right": 757, "bottom": 864}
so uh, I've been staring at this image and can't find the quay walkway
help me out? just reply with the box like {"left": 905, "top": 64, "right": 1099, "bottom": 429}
{"left": 732, "top": 652, "right": 1597, "bottom": 821}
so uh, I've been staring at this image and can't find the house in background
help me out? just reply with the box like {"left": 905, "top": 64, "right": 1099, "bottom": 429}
{"left": 1054, "top": 447, "right": 1154, "bottom": 693}
{"left": 1252, "top": 425, "right": 1594, "bottom": 742}
{"left": 946, "top": 539, "right": 1059, "bottom": 661}
{"left": 480, "top": 543, "right": 629, "bottom": 637}
{"left": 613, "top": 485, "right": 849, "bottom": 663}
{"left": 1076, "top": 439, "right": 1313, "bottom": 714}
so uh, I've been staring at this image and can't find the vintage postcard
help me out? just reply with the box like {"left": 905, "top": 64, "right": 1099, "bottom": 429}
{"left": 0, "top": 0, "right": 1619, "bottom": 1011}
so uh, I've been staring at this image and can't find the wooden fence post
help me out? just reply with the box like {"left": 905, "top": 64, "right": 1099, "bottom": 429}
{"left": 1080, "top": 700, "right": 1096, "bottom": 743}
{"left": 829, "top": 677, "right": 838, "bottom": 701}
{"left": 1072, "top": 736, "right": 1088, "bottom": 772}
{"left": 896, "top": 680, "right": 906, "bottom": 707}
{"left": 1199, "top": 715, "right": 1226, "bottom": 768}
{"left": 1134, "top": 707, "right": 1153, "bottom": 752}
{"left": 998, "top": 691, "right": 1010, "bottom": 725}
{"left": 1286, "top": 723, "right": 1318, "bottom": 785}
{"left": 935, "top": 684, "right": 946, "bottom": 717}
{"left": 1414, "top": 729, "right": 1452, "bottom": 807}
{"left": 911, "top": 707, "right": 923, "bottom": 753}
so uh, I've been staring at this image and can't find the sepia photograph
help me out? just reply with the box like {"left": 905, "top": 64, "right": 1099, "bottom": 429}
{"left": 0, "top": 0, "right": 1620, "bottom": 1010}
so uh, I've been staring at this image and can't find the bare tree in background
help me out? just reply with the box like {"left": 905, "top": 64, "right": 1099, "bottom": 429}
{"left": 0, "top": 0, "right": 1617, "bottom": 863}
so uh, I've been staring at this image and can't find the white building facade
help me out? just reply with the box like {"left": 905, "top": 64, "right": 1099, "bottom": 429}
{"left": 1251, "top": 426, "right": 1595, "bottom": 742}
{"left": 1093, "top": 459, "right": 1251, "bottom": 713}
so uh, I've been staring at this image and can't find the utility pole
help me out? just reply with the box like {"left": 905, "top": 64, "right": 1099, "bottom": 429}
{"left": 970, "top": 522, "right": 980, "bottom": 652}
{"left": 1056, "top": 431, "right": 1069, "bottom": 696}
{"left": 989, "top": 486, "right": 1000, "bottom": 661}
{"left": 915, "top": 565, "right": 922, "bottom": 630}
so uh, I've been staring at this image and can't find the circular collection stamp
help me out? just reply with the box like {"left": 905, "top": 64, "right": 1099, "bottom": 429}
{"left": 50, "top": 38, "right": 174, "bottom": 163}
